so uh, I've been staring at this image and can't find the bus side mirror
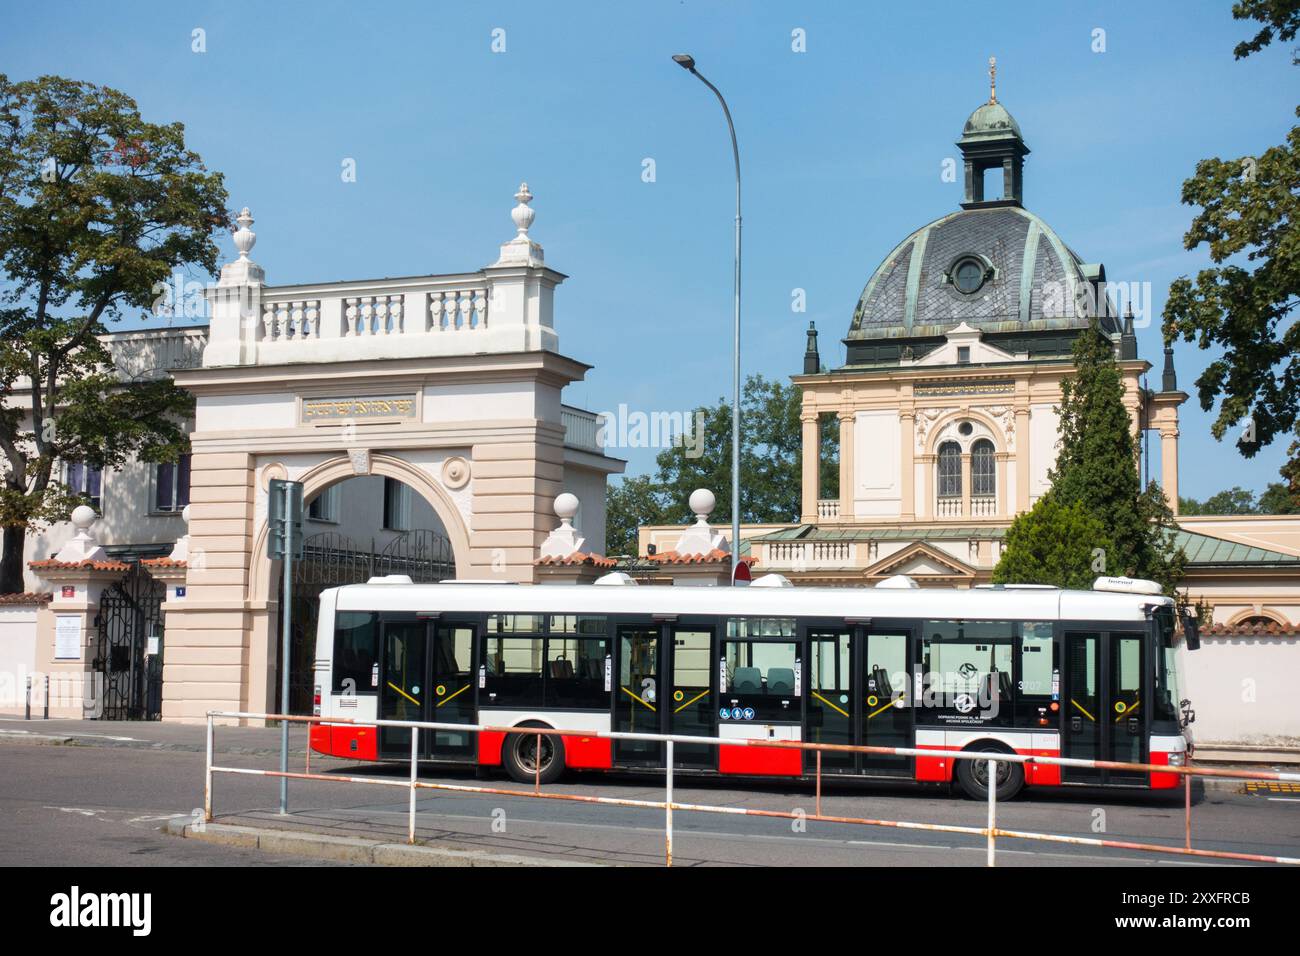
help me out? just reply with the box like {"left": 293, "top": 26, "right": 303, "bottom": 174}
{"left": 1181, "top": 609, "right": 1201, "bottom": 651}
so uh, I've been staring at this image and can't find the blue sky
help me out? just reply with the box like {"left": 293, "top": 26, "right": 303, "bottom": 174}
{"left": 2, "top": 0, "right": 1295, "bottom": 501}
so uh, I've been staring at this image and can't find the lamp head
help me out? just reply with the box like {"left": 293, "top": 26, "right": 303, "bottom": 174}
{"left": 672, "top": 53, "right": 696, "bottom": 71}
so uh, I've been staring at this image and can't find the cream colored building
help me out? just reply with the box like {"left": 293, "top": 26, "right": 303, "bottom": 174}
{"left": 639, "top": 93, "right": 1300, "bottom": 633}
{"left": 5, "top": 185, "right": 624, "bottom": 723}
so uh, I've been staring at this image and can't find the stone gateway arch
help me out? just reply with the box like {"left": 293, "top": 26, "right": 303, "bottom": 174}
{"left": 161, "top": 188, "right": 623, "bottom": 723}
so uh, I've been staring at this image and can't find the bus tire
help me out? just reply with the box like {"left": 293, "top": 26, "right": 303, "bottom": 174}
{"left": 503, "top": 723, "right": 565, "bottom": 785}
{"left": 955, "top": 743, "right": 1024, "bottom": 801}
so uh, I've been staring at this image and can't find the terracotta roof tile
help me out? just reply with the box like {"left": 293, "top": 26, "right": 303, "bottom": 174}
{"left": 28, "top": 559, "right": 129, "bottom": 572}
{"left": 140, "top": 557, "right": 187, "bottom": 568}
{"left": 648, "top": 549, "right": 758, "bottom": 566}
{"left": 0, "top": 592, "right": 52, "bottom": 605}
{"left": 535, "top": 552, "right": 618, "bottom": 568}
{"left": 1200, "top": 622, "right": 1299, "bottom": 638}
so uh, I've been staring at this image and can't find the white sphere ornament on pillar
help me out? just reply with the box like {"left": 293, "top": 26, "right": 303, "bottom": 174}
{"left": 539, "top": 492, "right": 586, "bottom": 560}
{"left": 232, "top": 207, "right": 257, "bottom": 260}
{"left": 54, "top": 505, "right": 107, "bottom": 564}
{"left": 70, "top": 505, "right": 97, "bottom": 531}
{"left": 554, "top": 492, "right": 579, "bottom": 524}
{"left": 689, "top": 488, "right": 716, "bottom": 521}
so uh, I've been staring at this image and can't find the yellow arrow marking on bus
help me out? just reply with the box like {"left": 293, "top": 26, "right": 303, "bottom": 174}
{"left": 387, "top": 681, "right": 419, "bottom": 706}
{"left": 867, "top": 695, "right": 904, "bottom": 720}
{"left": 812, "top": 691, "right": 849, "bottom": 718}
{"left": 435, "top": 683, "right": 469, "bottom": 708}
{"left": 621, "top": 686, "right": 656, "bottom": 712}
{"left": 673, "top": 689, "right": 710, "bottom": 713}
{"left": 1070, "top": 699, "right": 1096, "bottom": 722}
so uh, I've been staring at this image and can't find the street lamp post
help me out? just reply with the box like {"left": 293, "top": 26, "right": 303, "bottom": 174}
{"left": 673, "top": 53, "right": 742, "bottom": 574}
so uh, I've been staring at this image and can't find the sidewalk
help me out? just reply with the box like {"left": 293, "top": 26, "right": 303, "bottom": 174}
{"left": 0, "top": 716, "right": 301, "bottom": 755}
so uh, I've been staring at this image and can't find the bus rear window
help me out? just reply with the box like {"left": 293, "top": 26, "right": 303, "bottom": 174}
{"left": 333, "top": 611, "right": 379, "bottom": 694}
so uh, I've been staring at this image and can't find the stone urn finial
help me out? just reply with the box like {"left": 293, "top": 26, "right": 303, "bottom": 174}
{"left": 232, "top": 207, "right": 257, "bottom": 260}
{"left": 511, "top": 183, "right": 535, "bottom": 238}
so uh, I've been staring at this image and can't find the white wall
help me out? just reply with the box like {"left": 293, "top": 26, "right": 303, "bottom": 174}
{"left": 854, "top": 410, "right": 901, "bottom": 517}
{"left": 1180, "top": 636, "right": 1300, "bottom": 747}
{"left": 0, "top": 606, "right": 39, "bottom": 716}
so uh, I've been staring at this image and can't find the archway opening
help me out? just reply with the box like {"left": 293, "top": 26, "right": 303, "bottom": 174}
{"left": 275, "top": 474, "right": 456, "bottom": 714}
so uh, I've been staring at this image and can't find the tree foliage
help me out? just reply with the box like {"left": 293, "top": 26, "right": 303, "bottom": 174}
{"left": 1181, "top": 481, "right": 1300, "bottom": 513}
{"left": 1162, "top": 2, "right": 1300, "bottom": 501}
{"left": 604, "top": 374, "right": 836, "bottom": 555}
{"left": 0, "top": 75, "right": 229, "bottom": 592}
{"left": 992, "top": 495, "right": 1109, "bottom": 591}
{"left": 994, "top": 324, "right": 1186, "bottom": 593}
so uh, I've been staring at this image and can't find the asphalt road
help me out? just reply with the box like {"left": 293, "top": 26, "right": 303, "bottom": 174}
{"left": 1, "top": 723, "right": 1297, "bottom": 867}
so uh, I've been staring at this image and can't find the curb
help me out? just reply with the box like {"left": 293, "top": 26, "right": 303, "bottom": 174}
{"left": 164, "top": 817, "right": 603, "bottom": 867}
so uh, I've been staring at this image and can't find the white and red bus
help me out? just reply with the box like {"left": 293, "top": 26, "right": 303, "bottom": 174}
{"left": 310, "top": 573, "right": 1198, "bottom": 799}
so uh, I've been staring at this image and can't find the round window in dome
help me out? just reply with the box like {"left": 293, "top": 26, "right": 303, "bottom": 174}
{"left": 952, "top": 256, "right": 986, "bottom": 295}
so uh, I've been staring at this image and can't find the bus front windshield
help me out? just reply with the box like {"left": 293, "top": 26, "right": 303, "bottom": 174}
{"left": 1153, "top": 606, "right": 1182, "bottom": 724}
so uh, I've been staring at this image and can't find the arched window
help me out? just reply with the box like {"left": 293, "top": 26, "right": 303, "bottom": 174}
{"left": 937, "top": 442, "right": 962, "bottom": 499}
{"left": 972, "top": 439, "right": 996, "bottom": 498}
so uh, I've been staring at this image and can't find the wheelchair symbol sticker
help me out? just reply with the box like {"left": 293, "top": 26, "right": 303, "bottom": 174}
{"left": 720, "top": 707, "right": 731, "bottom": 720}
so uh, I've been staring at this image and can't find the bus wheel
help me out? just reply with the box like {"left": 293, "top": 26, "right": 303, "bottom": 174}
{"left": 504, "top": 725, "right": 565, "bottom": 785}
{"left": 955, "top": 745, "right": 1023, "bottom": 801}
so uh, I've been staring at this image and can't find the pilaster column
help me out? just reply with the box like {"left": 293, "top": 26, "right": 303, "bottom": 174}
{"left": 801, "top": 411, "right": 819, "bottom": 524}
{"left": 900, "top": 410, "right": 916, "bottom": 520}
{"left": 1161, "top": 428, "right": 1180, "bottom": 514}
{"left": 995, "top": 452, "right": 1010, "bottom": 518}
{"left": 1015, "top": 406, "right": 1031, "bottom": 512}
{"left": 961, "top": 452, "right": 972, "bottom": 518}
{"left": 838, "top": 411, "right": 855, "bottom": 522}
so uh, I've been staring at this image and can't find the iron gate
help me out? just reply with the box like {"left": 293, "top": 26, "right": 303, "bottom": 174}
{"left": 278, "top": 530, "right": 454, "bottom": 714}
{"left": 92, "top": 562, "right": 166, "bottom": 720}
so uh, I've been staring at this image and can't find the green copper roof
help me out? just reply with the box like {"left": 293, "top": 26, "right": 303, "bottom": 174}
{"left": 960, "top": 101, "right": 1023, "bottom": 143}
{"left": 753, "top": 526, "right": 1300, "bottom": 568}
{"left": 1172, "top": 530, "right": 1300, "bottom": 568}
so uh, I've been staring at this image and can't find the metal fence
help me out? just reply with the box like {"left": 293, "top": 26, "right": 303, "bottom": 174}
{"left": 204, "top": 711, "right": 1300, "bottom": 867}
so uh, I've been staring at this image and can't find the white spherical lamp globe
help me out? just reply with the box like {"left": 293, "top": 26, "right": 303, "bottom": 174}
{"left": 689, "top": 488, "right": 716, "bottom": 519}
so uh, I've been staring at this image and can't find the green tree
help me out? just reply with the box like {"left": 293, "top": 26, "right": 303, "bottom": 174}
{"left": 992, "top": 495, "right": 1109, "bottom": 591}
{"left": 995, "top": 322, "right": 1186, "bottom": 592}
{"left": 603, "top": 374, "right": 837, "bottom": 555}
{"left": 1179, "top": 486, "right": 1259, "bottom": 514}
{"left": 0, "top": 75, "right": 228, "bottom": 592}
{"left": 1259, "top": 480, "right": 1300, "bottom": 513}
{"left": 1162, "top": 1, "right": 1300, "bottom": 500}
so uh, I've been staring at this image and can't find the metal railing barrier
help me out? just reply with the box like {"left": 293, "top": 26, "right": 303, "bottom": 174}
{"left": 203, "top": 712, "right": 1300, "bottom": 868}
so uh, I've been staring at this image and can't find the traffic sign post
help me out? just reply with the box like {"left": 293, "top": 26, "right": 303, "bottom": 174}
{"left": 268, "top": 479, "right": 303, "bottom": 814}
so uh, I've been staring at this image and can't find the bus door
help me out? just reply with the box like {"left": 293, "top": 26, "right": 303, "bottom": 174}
{"left": 379, "top": 620, "right": 429, "bottom": 758}
{"left": 613, "top": 625, "right": 664, "bottom": 766}
{"left": 1061, "top": 631, "right": 1147, "bottom": 784}
{"left": 667, "top": 626, "right": 715, "bottom": 768}
{"left": 429, "top": 620, "right": 477, "bottom": 761}
{"left": 806, "top": 630, "right": 855, "bottom": 773}
{"left": 859, "top": 628, "right": 912, "bottom": 776}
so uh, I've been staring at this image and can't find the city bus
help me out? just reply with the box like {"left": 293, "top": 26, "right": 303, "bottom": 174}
{"left": 309, "top": 573, "right": 1199, "bottom": 800}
